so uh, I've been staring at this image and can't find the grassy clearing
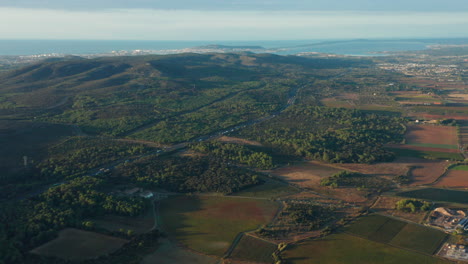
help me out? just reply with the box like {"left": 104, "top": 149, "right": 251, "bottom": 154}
{"left": 159, "top": 195, "right": 279, "bottom": 256}
{"left": 230, "top": 235, "right": 277, "bottom": 263}
{"left": 346, "top": 215, "right": 407, "bottom": 244}
{"left": 452, "top": 165, "right": 468, "bottom": 171}
{"left": 397, "top": 188, "right": 468, "bottom": 204}
{"left": 387, "top": 147, "right": 464, "bottom": 161}
{"left": 368, "top": 218, "right": 407, "bottom": 244}
{"left": 407, "top": 143, "right": 458, "bottom": 150}
{"left": 30, "top": 228, "right": 128, "bottom": 261}
{"left": 390, "top": 224, "right": 447, "bottom": 255}
{"left": 283, "top": 233, "right": 450, "bottom": 264}
{"left": 346, "top": 214, "right": 390, "bottom": 238}
{"left": 231, "top": 179, "right": 298, "bottom": 198}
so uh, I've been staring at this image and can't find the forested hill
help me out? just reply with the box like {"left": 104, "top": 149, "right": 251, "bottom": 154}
{"left": 0, "top": 53, "right": 371, "bottom": 138}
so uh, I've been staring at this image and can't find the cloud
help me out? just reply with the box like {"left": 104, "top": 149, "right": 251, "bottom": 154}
{"left": 0, "top": 8, "right": 467, "bottom": 40}
{"left": 1, "top": 0, "right": 467, "bottom": 12}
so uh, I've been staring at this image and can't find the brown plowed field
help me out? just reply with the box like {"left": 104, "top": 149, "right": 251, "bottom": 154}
{"left": 271, "top": 161, "right": 342, "bottom": 187}
{"left": 406, "top": 125, "right": 458, "bottom": 146}
{"left": 338, "top": 157, "right": 450, "bottom": 186}
{"left": 434, "top": 170, "right": 468, "bottom": 189}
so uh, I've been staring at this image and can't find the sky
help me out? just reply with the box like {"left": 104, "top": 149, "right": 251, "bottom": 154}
{"left": 0, "top": 0, "right": 467, "bottom": 40}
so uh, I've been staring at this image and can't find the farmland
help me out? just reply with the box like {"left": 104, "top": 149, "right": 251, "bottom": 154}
{"left": 397, "top": 188, "right": 468, "bottom": 204}
{"left": 338, "top": 157, "right": 450, "bottom": 185}
{"left": 142, "top": 238, "right": 218, "bottom": 264}
{"left": 159, "top": 195, "right": 279, "bottom": 256}
{"left": 387, "top": 147, "right": 464, "bottom": 161}
{"left": 282, "top": 233, "right": 450, "bottom": 264}
{"left": 405, "top": 125, "right": 458, "bottom": 150}
{"left": 271, "top": 161, "right": 343, "bottom": 188}
{"left": 346, "top": 214, "right": 448, "bottom": 255}
{"left": 30, "top": 228, "right": 128, "bottom": 261}
{"left": 229, "top": 234, "right": 277, "bottom": 263}
{"left": 434, "top": 165, "right": 468, "bottom": 188}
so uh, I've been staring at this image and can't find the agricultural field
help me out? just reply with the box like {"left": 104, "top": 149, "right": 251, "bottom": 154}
{"left": 397, "top": 188, "right": 468, "bottom": 204}
{"left": 405, "top": 125, "right": 458, "bottom": 150}
{"left": 159, "top": 195, "right": 279, "bottom": 256}
{"left": 434, "top": 165, "right": 468, "bottom": 188}
{"left": 390, "top": 224, "right": 448, "bottom": 255}
{"left": 282, "top": 233, "right": 450, "bottom": 264}
{"left": 229, "top": 234, "right": 277, "bottom": 263}
{"left": 387, "top": 147, "right": 464, "bottom": 161}
{"left": 30, "top": 228, "right": 128, "bottom": 261}
{"left": 91, "top": 210, "right": 154, "bottom": 234}
{"left": 231, "top": 179, "right": 299, "bottom": 199}
{"left": 271, "top": 161, "right": 343, "bottom": 188}
{"left": 338, "top": 157, "right": 450, "bottom": 185}
{"left": 346, "top": 214, "right": 448, "bottom": 255}
{"left": 393, "top": 92, "right": 442, "bottom": 105}
{"left": 142, "top": 237, "right": 219, "bottom": 264}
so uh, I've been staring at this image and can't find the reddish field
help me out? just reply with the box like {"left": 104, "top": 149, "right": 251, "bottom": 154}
{"left": 406, "top": 125, "right": 458, "bottom": 146}
{"left": 338, "top": 157, "right": 450, "bottom": 186}
{"left": 434, "top": 170, "right": 468, "bottom": 189}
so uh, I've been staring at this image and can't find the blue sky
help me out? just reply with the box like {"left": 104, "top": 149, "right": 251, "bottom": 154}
{"left": 0, "top": 0, "right": 467, "bottom": 40}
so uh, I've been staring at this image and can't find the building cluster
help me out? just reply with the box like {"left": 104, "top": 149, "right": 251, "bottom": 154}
{"left": 428, "top": 207, "right": 468, "bottom": 233}
{"left": 378, "top": 63, "right": 461, "bottom": 79}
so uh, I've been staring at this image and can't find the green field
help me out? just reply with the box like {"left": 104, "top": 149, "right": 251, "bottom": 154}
{"left": 283, "top": 233, "right": 450, "bottom": 264}
{"left": 397, "top": 188, "right": 468, "bottom": 204}
{"left": 387, "top": 147, "right": 464, "bottom": 161}
{"left": 230, "top": 235, "right": 277, "bottom": 263}
{"left": 407, "top": 143, "right": 459, "bottom": 150}
{"left": 159, "top": 195, "right": 279, "bottom": 256}
{"left": 390, "top": 224, "right": 447, "bottom": 255}
{"left": 452, "top": 165, "right": 468, "bottom": 171}
{"left": 346, "top": 214, "right": 447, "bottom": 255}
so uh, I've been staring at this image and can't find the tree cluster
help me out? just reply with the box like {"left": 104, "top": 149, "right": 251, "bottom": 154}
{"left": 395, "top": 199, "right": 431, "bottom": 213}
{"left": 117, "top": 156, "right": 260, "bottom": 194}
{"left": 237, "top": 106, "right": 405, "bottom": 164}
{"left": 189, "top": 141, "right": 274, "bottom": 169}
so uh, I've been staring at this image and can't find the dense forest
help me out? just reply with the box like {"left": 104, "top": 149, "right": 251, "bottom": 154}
{"left": 237, "top": 106, "right": 406, "bottom": 163}
{"left": 0, "top": 176, "right": 146, "bottom": 263}
{"left": 116, "top": 155, "right": 261, "bottom": 194}
{"left": 189, "top": 141, "right": 275, "bottom": 169}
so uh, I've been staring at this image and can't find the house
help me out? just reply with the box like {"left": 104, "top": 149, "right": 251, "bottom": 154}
{"left": 140, "top": 191, "right": 154, "bottom": 199}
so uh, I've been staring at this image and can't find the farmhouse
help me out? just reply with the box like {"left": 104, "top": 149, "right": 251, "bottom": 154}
{"left": 140, "top": 191, "right": 154, "bottom": 199}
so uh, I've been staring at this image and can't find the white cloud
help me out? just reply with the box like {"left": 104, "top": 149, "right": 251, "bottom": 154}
{"left": 0, "top": 8, "right": 467, "bottom": 40}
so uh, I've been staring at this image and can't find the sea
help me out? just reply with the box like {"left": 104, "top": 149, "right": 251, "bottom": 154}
{"left": 0, "top": 38, "right": 467, "bottom": 56}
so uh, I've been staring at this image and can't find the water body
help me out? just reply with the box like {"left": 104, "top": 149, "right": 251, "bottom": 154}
{"left": 0, "top": 38, "right": 467, "bottom": 56}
